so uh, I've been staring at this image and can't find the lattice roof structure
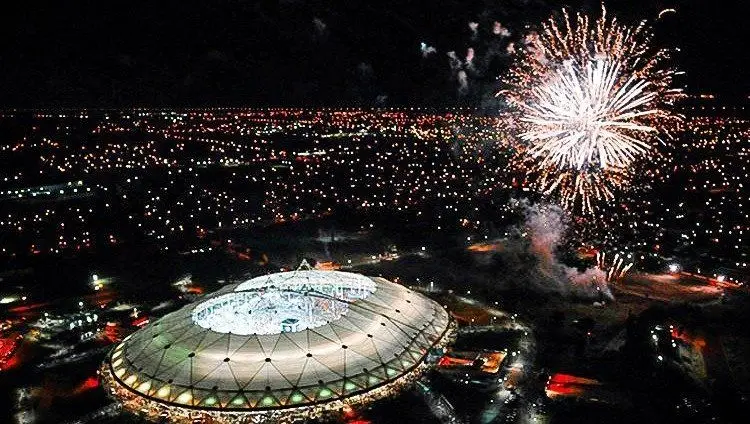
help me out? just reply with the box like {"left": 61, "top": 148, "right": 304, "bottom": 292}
{"left": 102, "top": 270, "right": 455, "bottom": 423}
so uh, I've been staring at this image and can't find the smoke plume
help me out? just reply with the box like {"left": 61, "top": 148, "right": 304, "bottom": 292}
{"left": 516, "top": 200, "right": 613, "bottom": 300}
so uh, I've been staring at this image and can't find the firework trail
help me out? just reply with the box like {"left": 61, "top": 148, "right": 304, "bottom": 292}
{"left": 501, "top": 6, "right": 682, "bottom": 213}
{"left": 536, "top": 163, "right": 628, "bottom": 215}
{"left": 597, "top": 250, "right": 633, "bottom": 282}
{"left": 658, "top": 8, "right": 677, "bottom": 20}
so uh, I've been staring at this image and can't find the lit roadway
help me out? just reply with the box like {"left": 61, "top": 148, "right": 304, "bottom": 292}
{"left": 433, "top": 294, "right": 550, "bottom": 424}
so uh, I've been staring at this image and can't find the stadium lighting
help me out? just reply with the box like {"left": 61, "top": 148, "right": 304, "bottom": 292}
{"left": 102, "top": 269, "right": 456, "bottom": 423}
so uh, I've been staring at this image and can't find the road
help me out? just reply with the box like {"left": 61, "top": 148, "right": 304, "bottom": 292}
{"left": 437, "top": 294, "right": 548, "bottom": 424}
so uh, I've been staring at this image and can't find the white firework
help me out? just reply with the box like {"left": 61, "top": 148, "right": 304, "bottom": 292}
{"left": 522, "top": 59, "right": 659, "bottom": 170}
{"left": 501, "top": 6, "right": 682, "bottom": 212}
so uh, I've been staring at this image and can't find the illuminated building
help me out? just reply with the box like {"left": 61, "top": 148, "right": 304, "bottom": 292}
{"left": 101, "top": 268, "right": 455, "bottom": 423}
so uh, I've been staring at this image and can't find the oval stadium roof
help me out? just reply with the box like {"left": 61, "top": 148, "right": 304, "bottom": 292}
{"left": 103, "top": 270, "right": 453, "bottom": 414}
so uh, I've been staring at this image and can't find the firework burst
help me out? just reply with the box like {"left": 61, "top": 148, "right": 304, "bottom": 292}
{"left": 522, "top": 59, "right": 659, "bottom": 170}
{"left": 502, "top": 6, "right": 682, "bottom": 212}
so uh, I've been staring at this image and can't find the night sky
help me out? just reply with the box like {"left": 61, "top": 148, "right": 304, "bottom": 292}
{"left": 1, "top": 0, "right": 747, "bottom": 107}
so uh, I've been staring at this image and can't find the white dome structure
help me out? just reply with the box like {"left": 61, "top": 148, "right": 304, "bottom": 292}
{"left": 101, "top": 269, "right": 455, "bottom": 423}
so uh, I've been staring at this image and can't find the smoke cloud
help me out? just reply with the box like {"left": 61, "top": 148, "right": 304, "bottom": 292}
{"left": 420, "top": 42, "right": 437, "bottom": 57}
{"left": 312, "top": 17, "right": 328, "bottom": 40}
{"left": 493, "top": 21, "right": 511, "bottom": 37}
{"left": 446, "top": 51, "right": 470, "bottom": 96}
{"left": 520, "top": 200, "right": 613, "bottom": 300}
{"left": 456, "top": 70, "right": 469, "bottom": 95}
{"left": 468, "top": 21, "right": 479, "bottom": 40}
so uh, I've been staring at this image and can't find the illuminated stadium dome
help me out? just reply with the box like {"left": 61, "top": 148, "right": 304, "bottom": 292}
{"left": 101, "top": 268, "right": 455, "bottom": 423}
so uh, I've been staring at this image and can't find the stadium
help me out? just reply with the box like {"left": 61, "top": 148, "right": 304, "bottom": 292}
{"left": 101, "top": 268, "right": 456, "bottom": 423}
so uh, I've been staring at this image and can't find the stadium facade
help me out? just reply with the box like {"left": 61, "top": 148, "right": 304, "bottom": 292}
{"left": 101, "top": 269, "right": 455, "bottom": 423}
